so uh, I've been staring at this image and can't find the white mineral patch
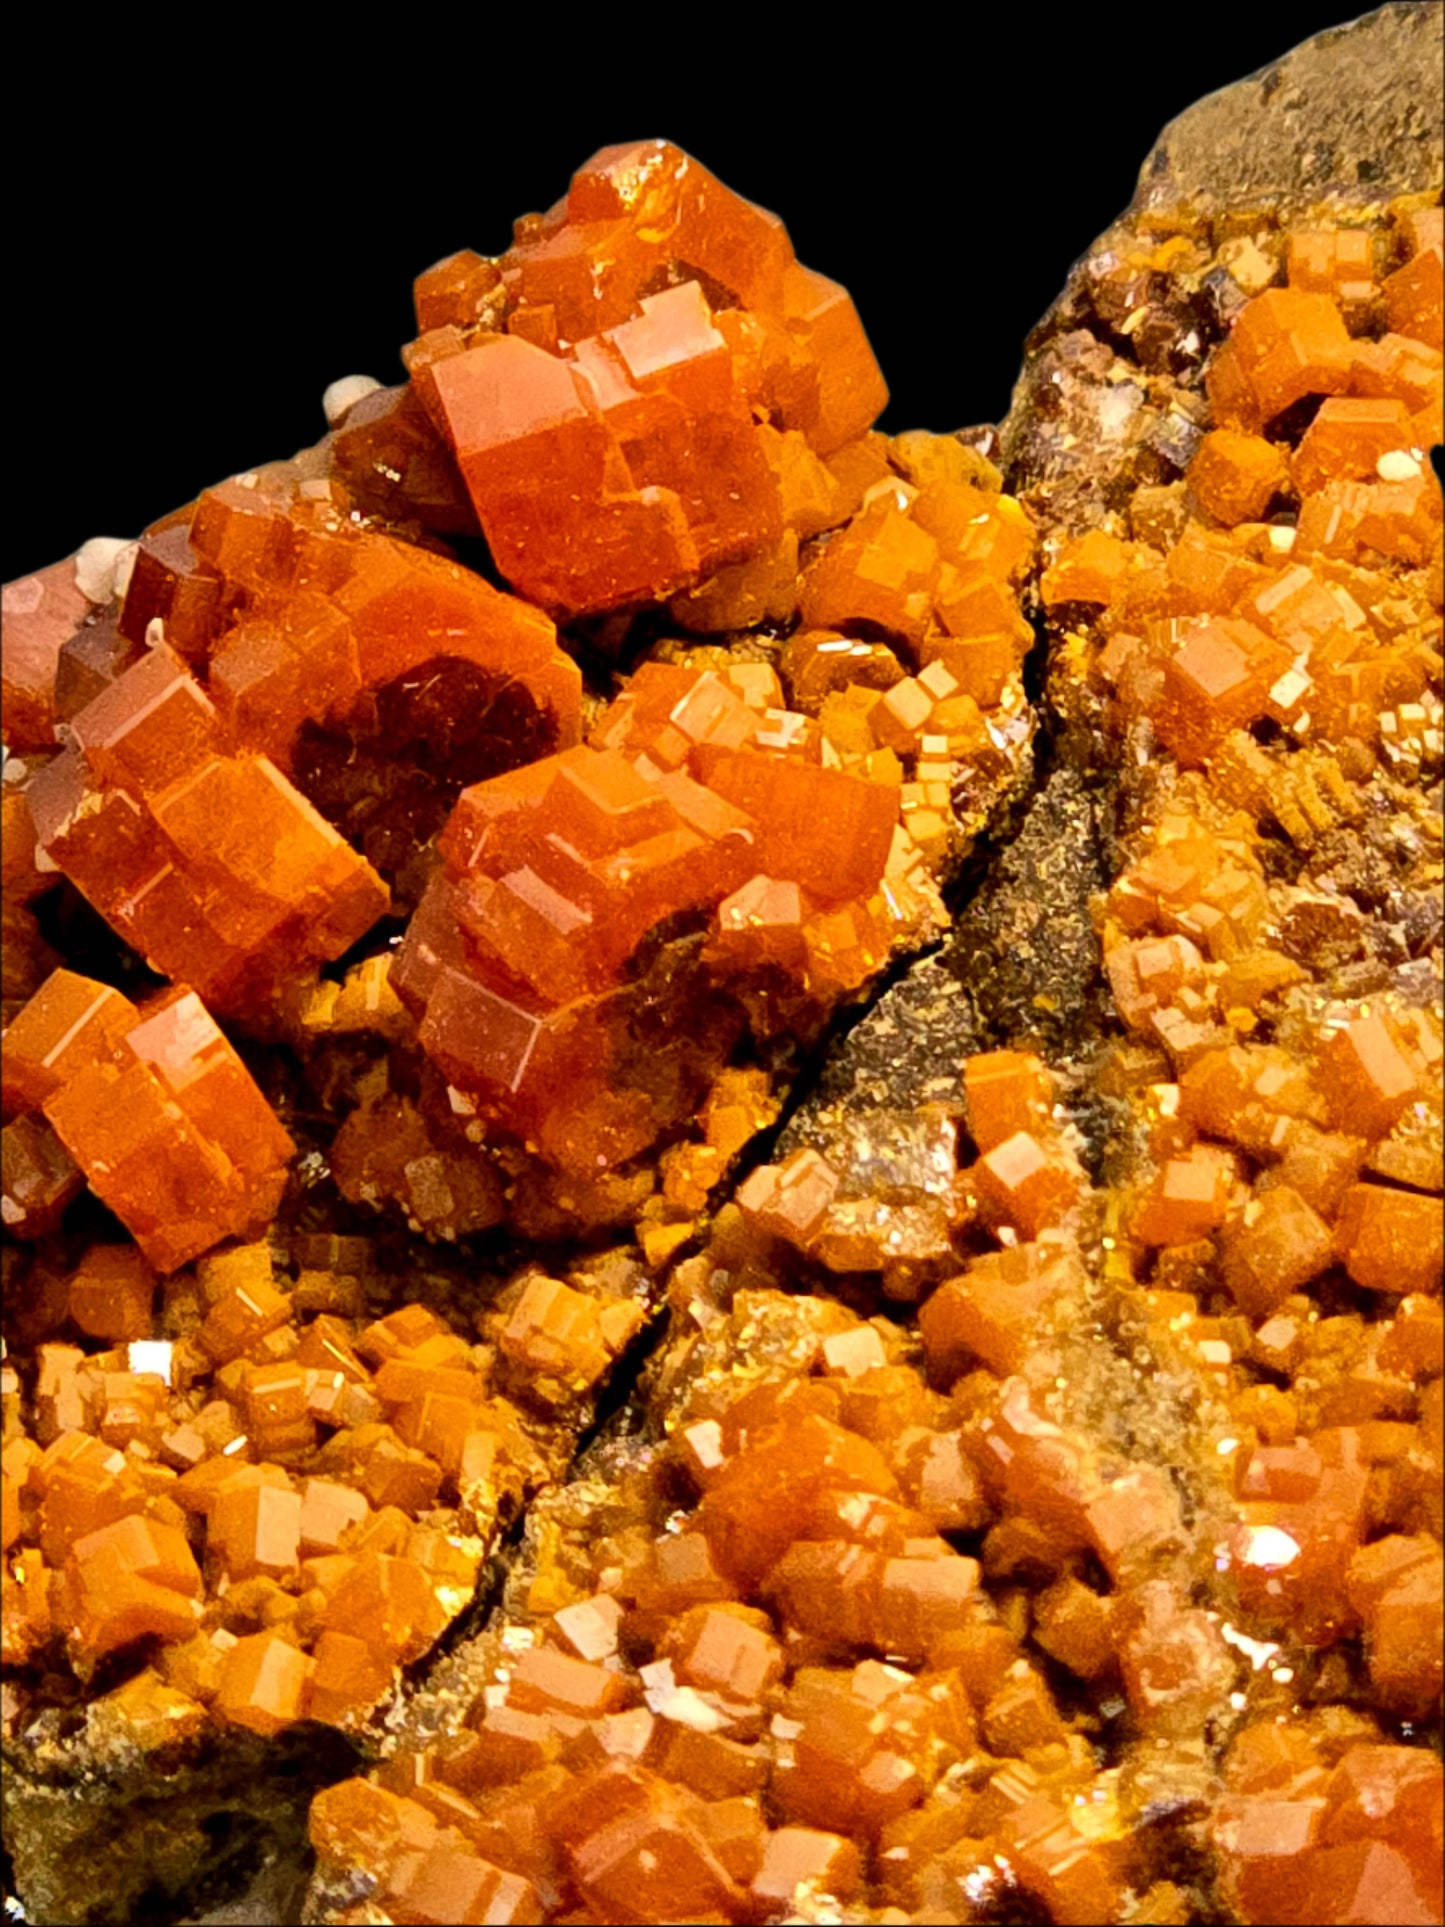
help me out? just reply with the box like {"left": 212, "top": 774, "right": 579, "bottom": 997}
{"left": 1376, "top": 448, "right": 1422, "bottom": 482}
{"left": 127, "top": 1340, "right": 174, "bottom": 1384}
{"left": 323, "top": 374, "right": 383, "bottom": 427}
{"left": 74, "top": 535, "right": 134, "bottom": 605}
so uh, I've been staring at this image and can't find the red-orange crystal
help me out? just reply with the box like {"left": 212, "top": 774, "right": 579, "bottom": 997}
{"left": 24, "top": 645, "right": 390, "bottom": 1019}
{"left": 4, "top": 971, "right": 293, "bottom": 1271}
{"left": 3, "top": 143, "right": 1441, "bottom": 1927}
{"left": 394, "top": 661, "right": 909, "bottom": 1176}
{"left": 415, "top": 142, "right": 888, "bottom": 616}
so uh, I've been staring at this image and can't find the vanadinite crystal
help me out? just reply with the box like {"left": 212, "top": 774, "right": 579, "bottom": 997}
{"left": 361, "top": 421, "right": 1039, "bottom": 1206}
{"left": 0, "top": 1233, "right": 657, "bottom": 1761}
{"left": 0, "top": 131, "right": 1041, "bottom": 1927}
{"left": 3, "top": 970, "right": 293, "bottom": 1270}
{"left": 4, "top": 35, "right": 1445, "bottom": 1924}
{"left": 392, "top": 671, "right": 902, "bottom": 1176}
{"left": 409, "top": 141, "right": 888, "bottom": 617}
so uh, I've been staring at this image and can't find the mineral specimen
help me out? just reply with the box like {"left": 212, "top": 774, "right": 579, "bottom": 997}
{"left": 411, "top": 141, "right": 888, "bottom": 617}
{"left": 3, "top": 10, "right": 1444, "bottom": 1924}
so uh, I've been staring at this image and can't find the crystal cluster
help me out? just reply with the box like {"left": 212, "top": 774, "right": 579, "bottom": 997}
{"left": 306, "top": 198, "right": 1443, "bottom": 1927}
{"left": 736, "top": 1049, "right": 1087, "bottom": 1286}
{"left": 404, "top": 141, "right": 888, "bottom": 616}
{"left": 315, "top": 415, "right": 1036, "bottom": 1236}
{"left": 1, "top": 1236, "right": 656, "bottom": 1749}
{"left": 395, "top": 667, "right": 902, "bottom": 1179}
{"left": 307, "top": 1234, "right": 1441, "bottom": 1927}
{"left": 0, "top": 125, "right": 1041, "bottom": 1315}
{"left": 3, "top": 970, "right": 293, "bottom": 1268}
{"left": 23, "top": 645, "right": 391, "bottom": 1021}
{"left": 0, "top": 143, "right": 1040, "bottom": 1917}
{"left": 2, "top": 121, "right": 1442, "bottom": 1927}
{"left": 1022, "top": 201, "right": 1439, "bottom": 1926}
{"left": 16, "top": 468, "right": 585, "bottom": 952}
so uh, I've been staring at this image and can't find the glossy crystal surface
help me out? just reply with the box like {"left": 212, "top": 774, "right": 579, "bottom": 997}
{"left": 2, "top": 132, "right": 1441, "bottom": 1927}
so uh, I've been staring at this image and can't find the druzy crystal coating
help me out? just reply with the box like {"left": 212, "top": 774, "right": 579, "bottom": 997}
{"left": 2, "top": 119, "right": 1443, "bottom": 1927}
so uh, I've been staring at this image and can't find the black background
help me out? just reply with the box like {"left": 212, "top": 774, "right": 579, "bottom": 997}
{"left": 4, "top": 4, "right": 1374, "bottom": 581}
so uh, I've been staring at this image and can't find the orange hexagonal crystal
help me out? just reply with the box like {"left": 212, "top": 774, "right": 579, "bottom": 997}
{"left": 962, "top": 1051, "right": 1055, "bottom": 1154}
{"left": 1207, "top": 287, "right": 1354, "bottom": 430}
{"left": 1, "top": 1114, "right": 84, "bottom": 1238}
{"left": 666, "top": 1604, "right": 782, "bottom": 1706}
{"left": 972, "top": 1132, "right": 1083, "bottom": 1240}
{"left": 215, "top": 1630, "right": 313, "bottom": 1737}
{"left": 1383, "top": 239, "right": 1444, "bottom": 350}
{"left": 752, "top": 1826, "right": 862, "bottom": 1909}
{"left": 771, "top": 1663, "right": 932, "bottom": 1838}
{"left": 60, "top": 1513, "right": 203, "bottom": 1661}
{"left": 303, "top": 1628, "right": 394, "bottom": 1729}
{"left": 384, "top": 1841, "right": 541, "bottom": 1927}
{"left": 1288, "top": 225, "right": 1377, "bottom": 298}
{"left": 1154, "top": 620, "right": 1285, "bottom": 766}
{"left": 1295, "top": 471, "right": 1442, "bottom": 568}
{"left": 25, "top": 644, "right": 390, "bottom": 1020}
{"left": 1040, "top": 528, "right": 1143, "bottom": 607}
{"left": 1317, "top": 1013, "right": 1422, "bottom": 1140}
{"left": 507, "top": 1644, "right": 633, "bottom": 1719}
{"left": 574, "top": 1800, "right": 741, "bottom": 1924}
{"left": 298, "top": 1478, "right": 370, "bottom": 1558}
{"left": 734, "top": 1149, "right": 841, "bottom": 1250}
{"left": 65, "top": 1246, "right": 156, "bottom": 1343}
{"left": 1, "top": 969, "right": 139, "bottom": 1116}
{"left": 1188, "top": 429, "right": 1292, "bottom": 525}
{"left": 919, "top": 1249, "right": 1071, "bottom": 1382}
{"left": 208, "top": 1479, "right": 302, "bottom": 1582}
{"left": 1132, "top": 1148, "right": 1233, "bottom": 1246}
{"left": 411, "top": 144, "right": 887, "bottom": 619}
{"left": 18, "top": 975, "right": 296, "bottom": 1273}
{"left": 698, "top": 1412, "right": 897, "bottom": 1590}
{"left": 1346, "top": 1534, "right": 1444, "bottom": 1718}
{"left": 198, "top": 1272, "right": 292, "bottom": 1364}
{"left": 1292, "top": 396, "right": 1418, "bottom": 493}
{"left": 34, "top": 1432, "right": 145, "bottom": 1562}
{"left": 1335, "top": 1185, "right": 1443, "bottom": 1296}
{"left": 1221, "top": 1186, "right": 1335, "bottom": 1317}
{"left": 321, "top": 1549, "right": 449, "bottom": 1667}
{"left": 413, "top": 249, "right": 503, "bottom": 334}
{"left": 1, "top": 557, "right": 95, "bottom": 753}
{"left": 1033, "top": 1575, "right": 1116, "bottom": 1680}
{"left": 496, "top": 1276, "right": 612, "bottom": 1390}
{"left": 798, "top": 503, "right": 941, "bottom": 647}
{"left": 3, "top": 974, "right": 291, "bottom": 1272}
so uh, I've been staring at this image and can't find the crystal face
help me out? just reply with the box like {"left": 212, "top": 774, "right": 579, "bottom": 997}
{"left": 2, "top": 108, "right": 1443, "bottom": 1927}
{"left": 4, "top": 971, "right": 294, "bottom": 1270}
{"left": 411, "top": 142, "right": 889, "bottom": 617}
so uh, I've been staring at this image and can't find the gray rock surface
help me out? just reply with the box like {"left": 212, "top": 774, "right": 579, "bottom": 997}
{"left": 1137, "top": 1, "right": 1443, "bottom": 213}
